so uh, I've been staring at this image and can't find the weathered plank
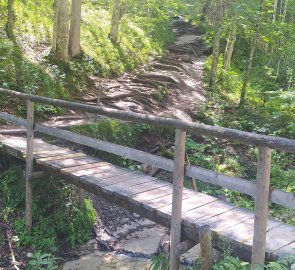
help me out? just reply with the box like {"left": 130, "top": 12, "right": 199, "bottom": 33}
{"left": 159, "top": 193, "right": 218, "bottom": 215}
{"left": 62, "top": 163, "right": 117, "bottom": 177}
{"left": 201, "top": 208, "right": 254, "bottom": 233}
{"left": 37, "top": 153, "right": 86, "bottom": 162}
{"left": 222, "top": 218, "right": 281, "bottom": 248}
{"left": 38, "top": 157, "right": 102, "bottom": 171}
{"left": 80, "top": 172, "right": 141, "bottom": 188}
{"left": 183, "top": 200, "right": 237, "bottom": 223}
{"left": 131, "top": 184, "right": 174, "bottom": 204}
{"left": 265, "top": 224, "right": 295, "bottom": 253}
{"left": 60, "top": 162, "right": 107, "bottom": 174}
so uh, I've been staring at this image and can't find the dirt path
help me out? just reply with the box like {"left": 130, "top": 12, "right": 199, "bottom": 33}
{"left": 80, "top": 17, "right": 207, "bottom": 121}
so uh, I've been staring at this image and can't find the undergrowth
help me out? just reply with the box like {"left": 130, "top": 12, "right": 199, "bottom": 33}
{"left": 150, "top": 254, "right": 295, "bottom": 270}
{"left": 0, "top": 165, "right": 95, "bottom": 257}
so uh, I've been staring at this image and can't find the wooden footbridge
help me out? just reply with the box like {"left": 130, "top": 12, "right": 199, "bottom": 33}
{"left": 0, "top": 88, "right": 294, "bottom": 270}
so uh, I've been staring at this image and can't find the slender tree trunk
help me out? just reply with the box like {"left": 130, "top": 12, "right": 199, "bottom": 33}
{"left": 224, "top": 23, "right": 237, "bottom": 70}
{"left": 282, "top": 0, "right": 289, "bottom": 21}
{"left": 239, "top": 0, "right": 264, "bottom": 106}
{"left": 209, "top": 27, "right": 222, "bottom": 89}
{"left": 209, "top": 0, "right": 223, "bottom": 90}
{"left": 273, "top": 0, "right": 278, "bottom": 22}
{"left": 110, "top": 0, "right": 121, "bottom": 44}
{"left": 6, "top": 0, "right": 15, "bottom": 39}
{"left": 239, "top": 39, "right": 257, "bottom": 105}
{"left": 52, "top": 0, "right": 60, "bottom": 54}
{"left": 69, "top": 0, "right": 82, "bottom": 58}
{"left": 54, "top": 0, "right": 70, "bottom": 62}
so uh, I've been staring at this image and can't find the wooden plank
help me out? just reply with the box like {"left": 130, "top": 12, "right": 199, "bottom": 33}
{"left": 131, "top": 184, "right": 174, "bottom": 204}
{"left": 170, "top": 128, "right": 186, "bottom": 270}
{"left": 183, "top": 200, "right": 237, "bottom": 224}
{"left": 37, "top": 153, "right": 86, "bottom": 162}
{"left": 69, "top": 166, "right": 128, "bottom": 180}
{"left": 60, "top": 162, "right": 107, "bottom": 174}
{"left": 1, "top": 89, "right": 295, "bottom": 153}
{"left": 143, "top": 190, "right": 197, "bottom": 209}
{"left": 80, "top": 171, "right": 141, "bottom": 187}
{"left": 105, "top": 178, "right": 168, "bottom": 197}
{"left": 274, "top": 241, "right": 295, "bottom": 258}
{"left": 252, "top": 146, "right": 272, "bottom": 269}
{"left": 202, "top": 208, "right": 254, "bottom": 233}
{"left": 265, "top": 224, "right": 295, "bottom": 253}
{"left": 159, "top": 194, "right": 218, "bottom": 215}
{"left": 25, "top": 100, "right": 34, "bottom": 232}
{"left": 221, "top": 218, "right": 281, "bottom": 247}
{"left": 40, "top": 157, "right": 102, "bottom": 171}
{"left": 34, "top": 149, "right": 76, "bottom": 158}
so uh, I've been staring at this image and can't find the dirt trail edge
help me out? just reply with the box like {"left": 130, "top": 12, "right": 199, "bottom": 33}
{"left": 80, "top": 17, "right": 207, "bottom": 121}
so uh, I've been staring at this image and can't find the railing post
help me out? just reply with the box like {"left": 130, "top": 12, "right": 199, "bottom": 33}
{"left": 25, "top": 100, "right": 34, "bottom": 232}
{"left": 251, "top": 146, "right": 272, "bottom": 269}
{"left": 170, "top": 128, "right": 186, "bottom": 270}
{"left": 78, "top": 188, "right": 85, "bottom": 206}
{"left": 199, "top": 226, "right": 213, "bottom": 270}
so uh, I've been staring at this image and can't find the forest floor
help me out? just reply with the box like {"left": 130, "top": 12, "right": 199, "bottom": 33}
{"left": 79, "top": 17, "right": 208, "bottom": 121}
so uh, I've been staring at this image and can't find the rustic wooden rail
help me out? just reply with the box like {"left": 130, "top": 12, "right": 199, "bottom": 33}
{"left": 0, "top": 87, "right": 294, "bottom": 269}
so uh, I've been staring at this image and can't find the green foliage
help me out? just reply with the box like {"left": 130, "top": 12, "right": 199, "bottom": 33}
{"left": 150, "top": 254, "right": 169, "bottom": 270}
{"left": 26, "top": 252, "right": 60, "bottom": 270}
{"left": 0, "top": 166, "right": 96, "bottom": 253}
{"left": 212, "top": 257, "right": 250, "bottom": 270}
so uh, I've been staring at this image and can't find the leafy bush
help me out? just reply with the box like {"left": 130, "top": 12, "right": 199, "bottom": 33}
{"left": 26, "top": 252, "right": 60, "bottom": 270}
{"left": 0, "top": 166, "right": 96, "bottom": 253}
{"left": 212, "top": 257, "right": 250, "bottom": 270}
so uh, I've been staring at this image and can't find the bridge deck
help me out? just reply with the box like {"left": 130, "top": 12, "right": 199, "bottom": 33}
{"left": 1, "top": 135, "right": 294, "bottom": 261}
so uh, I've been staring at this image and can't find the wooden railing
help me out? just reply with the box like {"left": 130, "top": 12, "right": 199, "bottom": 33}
{"left": 0, "top": 87, "right": 294, "bottom": 270}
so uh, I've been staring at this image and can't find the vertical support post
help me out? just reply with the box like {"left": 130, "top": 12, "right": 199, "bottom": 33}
{"left": 251, "top": 146, "right": 272, "bottom": 269}
{"left": 199, "top": 226, "right": 213, "bottom": 270}
{"left": 25, "top": 100, "right": 34, "bottom": 232}
{"left": 169, "top": 128, "right": 186, "bottom": 270}
{"left": 78, "top": 188, "right": 85, "bottom": 206}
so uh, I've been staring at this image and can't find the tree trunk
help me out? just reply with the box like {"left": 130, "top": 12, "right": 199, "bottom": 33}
{"left": 69, "top": 0, "right": 82, "bottom": 58}
{"left": 273, "top": 0, "right": 278, "bottom": 22}
{"left": 52, "top": 0, "right": 61, "bottom": 53}
{"left": 224, "top": 23, "right": 237, "bottom": 70}
{"left": 209, "top": 26, "right": 222, "bottom": 89}
{"left": 54, "top": 0, "right": 70, "bottom": 62}
{"left": 6, "top": 0, "right": 15, "bottom": 39}
{"left": 110, "top": 0, "right": 121, "bottom": 44}
{"left": 282, "top": 0, "right": 289, "bottom": 22}
{"left": 239, "top": 0, "right": 264, "bottom": 106}
{"left": 239, "top": 39, "right": 256, "bottom": 106}
{"left": 209, "top": 0, "right": 223, "bottom": 90}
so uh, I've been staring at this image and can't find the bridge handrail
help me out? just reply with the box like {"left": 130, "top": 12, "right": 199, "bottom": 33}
{"left": 0, "top": 87, "right": 294, "bottom": 153}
